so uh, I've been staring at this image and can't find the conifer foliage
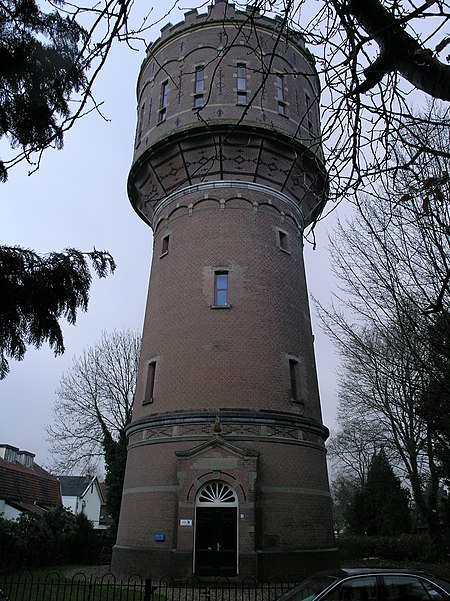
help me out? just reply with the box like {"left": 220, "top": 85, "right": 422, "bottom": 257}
{"left": 0, "top": 246, "right": 116, "bottom": 378}
{"left": 0, "top": 0, "right": 87, "bottom": 181}
{"left": 347, "top": 450, "right": 411, "bottom": 537}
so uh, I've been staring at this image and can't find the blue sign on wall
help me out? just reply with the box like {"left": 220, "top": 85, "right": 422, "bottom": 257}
{"left": 154, "top": 532, "right": 165, "bottom": 542}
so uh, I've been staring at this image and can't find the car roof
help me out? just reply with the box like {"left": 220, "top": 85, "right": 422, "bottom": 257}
{"left": 332, "top": 569, "right": 450, "bottom": 589}
{"left": 342, "top": 568, "right": 432, "bottom": 576}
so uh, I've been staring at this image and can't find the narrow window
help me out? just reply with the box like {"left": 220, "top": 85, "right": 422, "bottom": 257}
{"left": 214, "top": 271, "right": 229, "bottom": 306}
{"left": 143, "top": 361, "right": 156, "bottom": 404}
{"left": 194, "top": 66, "right": 205, "bottom": 108}
{"left": 158, "top": 80, "right": 168, "bottom": 123}
{"left": 161, "top": 234, "right": 170, "bottom": 256}
{"left": 278, "top": 230, "right": 289, "bottom": 252}
{"left": 147, "top": 98, "right": 152, "bottom": 124}
{"left": 305, "top": 93, "right": 313, "bottom": 132}
{"left": 277, "top": 74, "right": 286, "bottom": 116}
{"left": 138, "top": 103, "right": 145, "bottom": 141}
{"left": 289, "top": 359, "right": 299, "bottom": 401}
{"left": 237, "top": 63, "right": 247, "bottom": 105}
{"left": 195, "top": 66, "right": 205, "bottom": 93}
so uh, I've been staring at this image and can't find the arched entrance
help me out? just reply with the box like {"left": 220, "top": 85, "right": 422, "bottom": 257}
{"left": 194, "top": 481, "right": 238, "bottom": 576}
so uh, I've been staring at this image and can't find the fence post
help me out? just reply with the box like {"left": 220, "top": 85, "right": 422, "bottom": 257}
{"left": 144, "top": 579, "right": 153, "bottom": 601}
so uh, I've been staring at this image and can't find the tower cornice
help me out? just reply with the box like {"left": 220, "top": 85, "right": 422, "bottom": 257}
{"left": 126, "top": 409, "right": 330, "bottom": 442}
{"left": 128, "top": 122, "right": 328, "bottom": 229}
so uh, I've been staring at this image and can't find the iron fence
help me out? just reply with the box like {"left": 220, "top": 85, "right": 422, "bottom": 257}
{"left": 0, "top": 572, "right": 297, "bottom": 601}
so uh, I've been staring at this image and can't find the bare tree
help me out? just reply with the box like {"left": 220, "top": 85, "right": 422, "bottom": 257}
{"left": 47, "top": 329, "right": 140, "bottom": 526}
{"left": 328, "top": 418, "right": 388, "bottom": 486}
{"left": 47, "top": 328, "right": 140, "bottom": 472}
{"left": 317, "top": 120, "right": 450, "bottom": 534}
{"left": 323, "top": 313, "right": 441, "bottom": 535}
{"left": 283, "top": 0, "right": 450, "bottom": 208}
{"left": 2, "top": 0, "right": 449, "bottom": 201}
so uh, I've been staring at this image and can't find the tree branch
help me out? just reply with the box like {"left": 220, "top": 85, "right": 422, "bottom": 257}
{"left": 345, "top": 0, "right": 450, "bottom": 100}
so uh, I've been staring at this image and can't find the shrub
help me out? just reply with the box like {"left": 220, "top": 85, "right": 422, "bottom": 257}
{"left": 0, "top": 507, "right": 101, "bottom": 571}
{"left": 338, "top": 533, "right": 434, "bottom": 562}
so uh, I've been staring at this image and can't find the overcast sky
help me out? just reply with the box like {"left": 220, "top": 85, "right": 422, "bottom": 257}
{"left": 0, "top": 1, "right": 343, "bottom": 471}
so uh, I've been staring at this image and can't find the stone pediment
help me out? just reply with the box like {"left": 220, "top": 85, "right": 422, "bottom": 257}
{"left": 175, "top": 435, "right": 259, "bottom": 461}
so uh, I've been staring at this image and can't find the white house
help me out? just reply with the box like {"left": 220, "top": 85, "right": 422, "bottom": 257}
{"left": 59, "top": 475, "right": 106, "bottom": 529}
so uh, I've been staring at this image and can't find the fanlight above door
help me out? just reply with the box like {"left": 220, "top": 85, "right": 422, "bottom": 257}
{"left": 196, "top": 482, "right": 237, "bottom": 506}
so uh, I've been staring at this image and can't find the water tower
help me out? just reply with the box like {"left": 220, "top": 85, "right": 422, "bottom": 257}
{"left": 112, "top": 0, "right": 337, "bottom": 580}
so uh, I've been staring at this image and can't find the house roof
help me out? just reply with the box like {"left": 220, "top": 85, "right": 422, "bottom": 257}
{"left": 59, "top": 475, "right": 99, "bottom": 499}
{"left": 0, "top": 456, "right": 61, "bottom": 507}
{"left": 6, "top": 500, "right": 51, "bottom": 516}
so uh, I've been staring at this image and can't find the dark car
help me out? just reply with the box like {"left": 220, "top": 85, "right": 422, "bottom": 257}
{"left": 276, "top": 569, "right": 450, "bottom": 601}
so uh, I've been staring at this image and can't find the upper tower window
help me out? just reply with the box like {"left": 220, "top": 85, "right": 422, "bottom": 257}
{"left": 276, "top": 74, "right": 286, "bottom": 116}
{"left": 138, "top": 102, "right": 145, "bottom": 142}
{"left": 236, "top": 63, "right": 247, "bottom": 105}
{"left": 305, "top": 93, "right": 313, "bottom": 132}
{"left": 194, "top": 66, "right": 205, "bottom": 108}
{"left": 158, "top": 80, "right": 168, "bottom": 123}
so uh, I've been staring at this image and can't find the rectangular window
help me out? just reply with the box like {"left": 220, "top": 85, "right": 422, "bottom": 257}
{"left": 143, "top": 362, "right": 156, "bottom": 404}
{"left": 237, "top": 64, "right": 247, "bottom": 90}
{"left": 138, "top": 103, "right": 145, "bottom": 141}
{"left": 305, "top": 93, "right": 313, "bottom": 132}
{"left": 158, "top": 80, "right": 168, "bottom": 123}
{"left": 160, "top": 234, "right": 170, "bottom": 257}
{"left": 237, "top": 92, "right": 247, "bottom": 105}
{"left": 278, "top": 230, "right": 289, "bottom": 252}
{"left": 276, "top": 75, "right": 285, "bottom": 101}
{"left": 289, "top": 359, "right": 299, "bottom": 401}
{"left": 277, "top": 74, "right": 286, "bottom": 116}
{"left": 194, "top": 66, "right": 205, "bottom": 108}
{"left": 194, "top": 94, "right": 204, "bottom": 108}
{"left": 195, "top": 66, "right": 205, "bottom": 94}
{"left": 4, "top": 447, "right": 17, "bottom": 462}
{"left": 214, "top": 271, "right": 229, "bottom": 306}
{"left": 237, "top": 63, "right": 247, "bottom": 105}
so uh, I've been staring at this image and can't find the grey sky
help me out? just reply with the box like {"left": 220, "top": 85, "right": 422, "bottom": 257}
{"left": 0, "top": 1, "right": 341, "bottom": 471}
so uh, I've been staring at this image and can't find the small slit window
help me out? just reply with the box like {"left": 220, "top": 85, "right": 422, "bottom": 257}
{"left": 194, "top": 66, "right": 205, "bottom": 108}
{"left": 158, "top": 80, "right": 168, "bottom": 123}
{"left": 289, "top": 359, "right": 299, "bottom": 402}
{"left": 161, "top": 234, "right": 170, "bottom": 257}
{"left": 138, "top": 103, "right": 145, "bottom": 141}
{"left": 305, "top": 93, "right": 313, "bottom": 132}
{"left": 214, "top": 271, "right": 229, "bottom": 306}
{"left": 143, "top": 361, "right": 156, "bottom": 404}
{"left": 278, "top": 230, "right": 290, "bottom": 253}
{"left": 237, "top": 63, "right": 247, "bottom": 105}
{"left": 276, "top": 74, "right": 287, "bottom": 116}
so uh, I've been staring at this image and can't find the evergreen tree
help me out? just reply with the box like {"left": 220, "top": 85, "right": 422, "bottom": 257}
{"left": 347, "top": 450, "right": 411, "bottom": 536}
{"left": 0, "top": 0, "right": 87, "bottom": 182}
{"left": 103, "top": 429, "right": 128, "bottom": 533}
{"left": 0, "top": 246, "right": 115, "bottom": 378}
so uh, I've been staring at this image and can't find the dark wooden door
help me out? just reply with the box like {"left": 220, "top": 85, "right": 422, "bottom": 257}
{"left": 195, "top": 507, "right": 237, "bottom": 576}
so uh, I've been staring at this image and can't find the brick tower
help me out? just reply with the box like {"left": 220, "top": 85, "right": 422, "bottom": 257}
{"left": 112, "top": 0, "right": 337, "bottom": 580}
